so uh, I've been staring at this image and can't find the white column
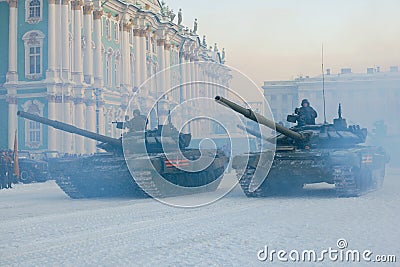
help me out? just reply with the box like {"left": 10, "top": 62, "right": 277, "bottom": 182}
{"left": 98, "top": 102, "right": 105, "bottom": 136}
{"left": 139, "top": 29, "right": 148, "bottom": 90}
{"left": 47, "top": 0, "right": 57, "bottom": 80}
{"left": 184, "top": 54, "right": 191, "bottom": 100}
{"left": 7, "top": 96, "right": 17, "bottom": 149}
{"left": 47, "top": 95, "right": 57, "bottom": 150}
{"left": 180, "top": 52, "right": 187, "bottom": 102}
{"left": 83, "top": 3, "right": 94, "bottom": 84}
{"left": 190, "top": 58, "right": 197, "bottom": 98}
{"left": 6, "top": 0, "right": 18, "bottom": 83}
{"left": 55, "top": 1, "right": 62, "bottom": 75}
{"left": 61, "top": 0, "right": 70, "bottom": 80}
{"left": 157, "top": 38, "right": 166, "bottom": 97}
{"left": 85, "top": 101, "right": 96, "bottom": 153}
{"left": 63, "top": 96, "right": 73, "bottom": 153}
{"left": 164, "top": 43, "right": 171, "bottom": 97}
{"left": 121, "top": 21, "right": 132, "bottom": 89}
{"left": 74, "top": 97, "right": 85, "bottom": 154}
{"left": 71, "top": 0, "right": 85, "bottom": 154}
{"left": 133, "top": 29, "right": 141, "bottom": 91}
{"left": 71, "top": 0, "right": 83, "bottom": 84}
{"left": 93, "top": 9, "right": 103, "bottom": 87}
{"left": 55, "top": 96, "right": 63, "bottom": 152}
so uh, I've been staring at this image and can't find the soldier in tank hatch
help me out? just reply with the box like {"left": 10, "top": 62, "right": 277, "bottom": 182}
{"left": 125, "top": 110, "right": 147, "bottom": 132}
{"left": 295, "top": 99, "right": 318, "bottom": 126}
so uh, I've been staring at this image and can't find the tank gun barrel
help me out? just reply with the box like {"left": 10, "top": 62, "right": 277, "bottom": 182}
{"left": 17, "top": 111, "right": 121, "bottom": 146}
{"left": 215, "top": 96, "right": 304, "bottom": 140}
{"left": 236, "top": 124, "right": 274, "bottom": 143}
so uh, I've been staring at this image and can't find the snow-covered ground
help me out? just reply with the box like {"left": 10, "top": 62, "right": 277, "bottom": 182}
{"left": 0, "top": 168, "right": 399, "bottom": 266}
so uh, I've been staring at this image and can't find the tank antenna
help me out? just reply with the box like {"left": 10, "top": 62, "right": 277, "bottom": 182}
{"left": 322, "top": 43, "right": 327, "bottom": 124}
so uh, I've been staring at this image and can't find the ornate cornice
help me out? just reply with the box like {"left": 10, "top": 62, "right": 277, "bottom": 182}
{"left": 157, "top": 39, "right": 165, "bottom": 46}
{"left": 85, "top": 99, "right": 95, "bottom": 106}
{"left": 55, "top": 96, "right": 63, "bottom": 103}
{"left": 64, "top": 96, "right": 74, "bottom": 103}
{"left": 48, "top": 0, "right": 56, "bottom": 4}
{"left": 7, "top": 0, "right": 18, "bottom": 8}
{"left": 133, "top": 29, "right": 140, "bottom": 37}
{"left": 139, "top": 29, "right": 147, "bottom": 37}
{"left": 93, "top": 10, "right": 103, "bottom": 20}
{"left": 97, "top": 100, "right": 105, "bottom": 107}
{"left": 71, "top": 0, "right": 83, "bottom": 10}
{"left": 83, "top": 4, "right": 94, "bottom": 15}
{"left": 121, "top": 22, "right": 133, "bottom": 32}
{"left": 74, "top": 97, "right": 84, "bottom": 104}
{"left": 164, "top": 43, "right": 171, "bottom": 50}
{"left": 6, "top": 95, "right": 18, "bottom": 104}
{"left": 61, "top": 0, "right": 70, "bottom": 5}
{"left": 46, "top": 94, "right": 57, "bottom": 103}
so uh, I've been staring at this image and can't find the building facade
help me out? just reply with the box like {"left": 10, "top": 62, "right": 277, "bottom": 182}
{"left": 263, "top": 67, "right": 400, "bottom": 134}
{"left": 0, "top": 0, "right": 230, "bottom": 154}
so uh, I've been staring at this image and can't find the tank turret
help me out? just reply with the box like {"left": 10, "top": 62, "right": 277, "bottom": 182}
{"left": 215, "top": 96, "right": 368, "bottom": 149}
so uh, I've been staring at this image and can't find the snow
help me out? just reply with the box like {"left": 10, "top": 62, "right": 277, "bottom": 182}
{"left": 0, "top": 168, "right": 399, "bottom": 266}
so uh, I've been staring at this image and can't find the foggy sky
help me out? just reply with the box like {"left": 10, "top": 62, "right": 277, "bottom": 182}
{"left": 166, "top": 0, "right": 400, "bottom": 85}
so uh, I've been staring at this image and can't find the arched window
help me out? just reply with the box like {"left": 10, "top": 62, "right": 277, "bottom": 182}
{"left": 129, "top": 29, "right": 133, "bottom": 45}
{"left": 146, "top": 36, "right": 150, "bottom": 51}
{"left": 114, "top": 62, "right": 120, "bottom": 87}
{"left": 105, "top": 48, "right": 113, "bottom": 87}
{"left": 105, "top": 19, "right": 111, "bottom": 40}
{"left": 22, "top": 30, "right": 45, "bottom": 80}
{"left": 25, "top": 0, "right": 42, "bottom": 24}
{"left": 114, "top": 50, "right": 121, "bottom": 87}
{"left": 114, "top": 22, "right": 119, "bottom": 42}
{"left": 151, "top": 38, "right": 157, "bottom": 53}
{"left": 22, "top": 100, "right": 44, "bottom": 148}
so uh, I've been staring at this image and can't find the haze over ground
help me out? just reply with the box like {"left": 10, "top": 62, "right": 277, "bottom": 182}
{"left": 167, "top": 0, "right": 400, "bottom": 85}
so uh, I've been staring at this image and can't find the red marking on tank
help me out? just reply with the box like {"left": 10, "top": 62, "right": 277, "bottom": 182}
{"left": 362, "top": 155, "right": 373, "bottom": 164}
{"left": 165, "top": 157, "right": 190, "bottom": 168}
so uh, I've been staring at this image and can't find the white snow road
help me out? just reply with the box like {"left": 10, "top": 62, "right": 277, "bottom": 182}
{"left": 0, "top": 169, "right": 399, "bottom": 266}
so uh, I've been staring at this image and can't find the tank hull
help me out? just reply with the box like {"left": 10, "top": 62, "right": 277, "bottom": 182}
{"left": 233, "top": 146, "right": 387, "bottom": 197}
{"left": 50, "top": 150, "right": 228, "bottom": 199}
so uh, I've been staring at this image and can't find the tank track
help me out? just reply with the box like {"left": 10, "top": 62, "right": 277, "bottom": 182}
{"left": 55, "top": 160, "right": 226, "bottom": 199}
{"left": 56, "top": 175, "right": 85, "bottom": 199}
{"left": 333, "top": 165, "right": 381, "bottom": 197}
{"left": 333, "top": 166, "right": 360, "bottom": 197}
{"left": 236, "top": 168, "right": 265, "bottom": 197}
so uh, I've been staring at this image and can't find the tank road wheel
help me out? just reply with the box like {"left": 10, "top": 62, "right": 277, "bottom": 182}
{"left": 333, "top": 166, "right": 375, "bottom": 197}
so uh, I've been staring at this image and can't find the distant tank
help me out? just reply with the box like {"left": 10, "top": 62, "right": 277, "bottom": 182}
{"left": 17, "top": 111, "right": 228, "bottom": 199}
{"left": 215, "top": 96, "right": 389, "bottom": 197}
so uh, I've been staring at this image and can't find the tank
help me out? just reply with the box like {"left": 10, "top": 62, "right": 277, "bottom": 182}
{"left": 215, "top": 96, "right": 389, "bottom": 197}
{"left": 17, "top": 111, "right": 228, "bottom": 199}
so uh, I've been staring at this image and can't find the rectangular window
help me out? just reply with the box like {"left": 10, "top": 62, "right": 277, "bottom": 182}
{"left": 29, "top": 121, "right": 40, "bottom": 143}
{"left": 28, "top": 45, "right": 41, "bottom": 74}
{"left": 29, "top": 0, "right": 41, "bottom": 19}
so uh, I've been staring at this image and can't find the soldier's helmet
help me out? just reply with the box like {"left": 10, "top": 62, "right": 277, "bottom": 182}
{"left": 301, "top": 99, "right": 310, "bottom": 107}
{"left": 133, "top": 109, "right": 141, "bottom": 116}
